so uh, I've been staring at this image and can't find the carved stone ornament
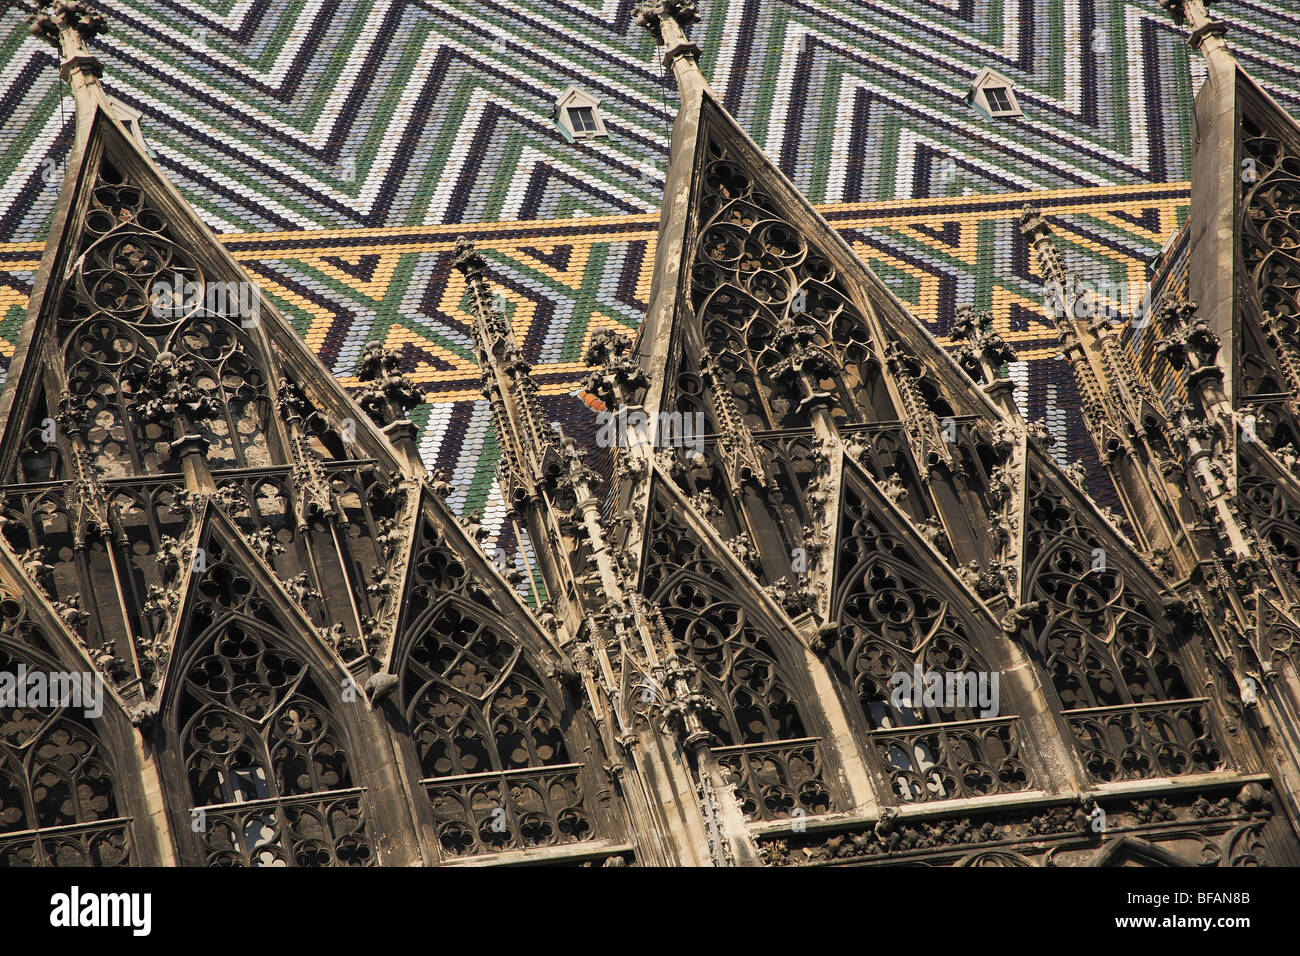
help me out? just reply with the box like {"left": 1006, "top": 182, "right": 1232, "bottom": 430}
{"left": 634, "top": 0, "right": 700, "bottom": 39}
{"left": 26, "top": 1, "right": 108, "bottom": 48}
{"left": 354, "top": 342, "right": 424, "bottom": 427}
{"left": 8, "top": 0, "right": 1300, "bottom": 872}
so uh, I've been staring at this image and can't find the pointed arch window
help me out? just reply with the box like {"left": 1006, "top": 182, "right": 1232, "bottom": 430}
{"left": 170, "top": 315, "right": 274, "bottom": 470}
{"left": 1022, "top": 471, "right": 1229, "bottom": 783}
{"left": 1238, "top": 454, "right": 1300, "bottom": 592}
{"left": 831, "top": 478, "right": 1032, "bottom": 803}
{"left": 1238, "top": 85, "right": 1300, "bottom": 408}
{"left": 397, "top": 515, "right": 600, "bottom": 859}
{"left": 169, "top": 540, "right": 372, "bottom": 866}
{"left": 643, "top": 492, "right": 843, "bottom": 822}
{"left": 176, "top": 619, "right": 370, "bottom": 866}
{"left": 0, "top": 591, "right": 130, "bottom": 866}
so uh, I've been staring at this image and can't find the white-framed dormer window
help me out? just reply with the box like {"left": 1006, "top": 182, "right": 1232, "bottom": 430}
{"left": 107, "top": 96, "right": 155, "bottom": 155}
{"left": 968, "top": 68, "right": 1022, "bottom": 119}
{"left": 555, "top": 86, "right": 607, "bottom": 141}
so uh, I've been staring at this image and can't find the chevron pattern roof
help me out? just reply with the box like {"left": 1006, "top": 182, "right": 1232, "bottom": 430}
{"left": 1, "top": 0, "right": 1298, "bottom": 242}
{"left": 0, "top": 182, "right": 1184, "bottom": 550}
{"left": 0, "top": 0, "right": 1282, "bottom": 560}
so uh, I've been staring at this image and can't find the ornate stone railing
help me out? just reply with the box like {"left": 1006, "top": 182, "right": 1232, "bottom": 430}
{"left": 713, "top": 737, "right": 839, "bottom": 822}
{"left": 424, "top": 764, "right": 595, "bottom": 858}
{"left": 196, "top": 788, "right": 372, "bottom": 866}
{"left": 871, "top": 716, "right": 1033, "bottom": 803}
{"left": 0, "top": 817, "right": 133, "bottom": 866}
{"left": 1065, "top": 698, "right": 1228, "bottom": 783}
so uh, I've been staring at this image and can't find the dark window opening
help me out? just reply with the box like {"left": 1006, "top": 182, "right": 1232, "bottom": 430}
{"left": 568, "top": 106, "right": 599, "bottom": 134}
{"left": 984, "top": 86, "right": 1014, "bottom": 115}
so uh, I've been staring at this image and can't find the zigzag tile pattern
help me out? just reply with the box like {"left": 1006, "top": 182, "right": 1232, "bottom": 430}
{"left": 0, "top": 0, "right": 1297, "bottom": 242}
{"left": 0, "top": 183, "right": 1184, "bottom": 552}
{"left": 0, "top": 0, "right": 1270, "bottom": 579}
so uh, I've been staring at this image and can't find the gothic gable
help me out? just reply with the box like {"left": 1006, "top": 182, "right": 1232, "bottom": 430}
{"left": 638, "top": 476, "right": 846, "bottom": 822}
{"left": 0, "top": 106, "right": 408, "bottom": 489}
{"left": 830, "top": 464, "right": 1033, "bottom": 804}
{"left": 153, "top": 505, "right": 350, "bottom": 706}
{"left": 1019, "top": 459, "right": 1230, "bottom": 784}
{"left": 677, "top": 101, "right": 897, "bottom": 431}
{"left": 381, "top": 492, "right": 613, "bottom": 860}
{"left": 654, "top": 95, "right": 1007, "bottom": 439}
{"left": 1236, "top": 73, "right": 1300, "bottom": 406}
{"left": 142, "top": 502, "right": 398, "bottom": 867}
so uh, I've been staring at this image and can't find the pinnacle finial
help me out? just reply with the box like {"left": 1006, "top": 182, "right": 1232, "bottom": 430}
{"left": 1158, "top": 0, "right": 1189, "bottom": 24}
{"left": 584, "top": 329, "right": 647, "bottom": 412}
{"left": 635, "top": 0, "right": 700, "bottom": 42}
{"left": 1019, "top": 205, "right": 1070, "bottom": 288}
{"left": 452, "top": 236, "right": 510, "bottom": 338}
{"left": 1156, "top": 0, "right": 1229, "bottom": 56}
{"left": 26, "top": 1, "right": 108, "bottom": 51}
{"left": 635, "top": 0, "right": 704, "bottom": 76}
{"left": 355, "top": 340, "right": 424, "bottom": 427}
{"left": 1158, "top": 0, "right": 1217, "bottom": 27}
{"left": 951, "top": 304, "right": 1016, "bottom": 388}
{"left": 1018, "top": 204, "right": 1048, "bottom": 240}
{"left": 583, "top": 328, "right": 633, "bottom": 367}
{"left": 451, "top": 236, "right": 486, "bottom": 276}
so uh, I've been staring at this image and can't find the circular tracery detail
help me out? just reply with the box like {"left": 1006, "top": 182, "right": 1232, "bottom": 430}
{"left": 833, "top": 483, "right": 991, "bottom": 728}
{"left": 0, "top": 590, "right": 125, "bottom": 867}
{"left": 688, "top": 135, "right": 881, "bottom": 428}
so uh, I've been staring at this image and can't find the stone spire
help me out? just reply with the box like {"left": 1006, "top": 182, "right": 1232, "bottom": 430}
{"left": 1020, "top": 206, "right": 1150, "bottom": 449}
{"left": 452, "top": 237, "right": 564, "bottom": 511}
{"left": 26, "top": 1, "right": 109, "bottom": 105}
{"left": 1157, "top": 0, "right": 1233, "bottom": 69}
{"left": 451, "top": 236, "right": 601, "bottom": 646}
{"left": 1020, "top": 205, "right": 1181, "bottom": 555}
{"left": 635, "top": 0, "right": 704, "bottom": 89}
{"left": 452, "top": 238, "right": 748, "bottom": 864}
{"left": 1154, "top": 296, "right": 1255, "bottom": 565}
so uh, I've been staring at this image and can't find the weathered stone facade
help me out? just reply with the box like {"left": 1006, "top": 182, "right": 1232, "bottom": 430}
{"left": 2, "top": 0, "right": 1300, "bottom": 867}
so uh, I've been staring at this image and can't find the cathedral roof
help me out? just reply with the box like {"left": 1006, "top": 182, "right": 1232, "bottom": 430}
{"left": 3, "top": 0, "right": 1300, "bottom": 238}
{"left": 3, "top": 0, "right": 1294, "bottom": 547}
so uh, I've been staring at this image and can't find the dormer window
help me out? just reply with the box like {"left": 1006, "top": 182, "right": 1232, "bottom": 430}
{"left": 984, "top": 85, "right": 1013, "bottom": 113}
{"left": 968, "top": 68, "right": 1022, "bottom": 119}
{"left": 107, "top": 96, "right": 155, "bottom": 155}
{"left": 568, "top": 106, "right": 598, "bottom": 134}
{"left": 555, "top": 86, "right": 607, "bottom": 141}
